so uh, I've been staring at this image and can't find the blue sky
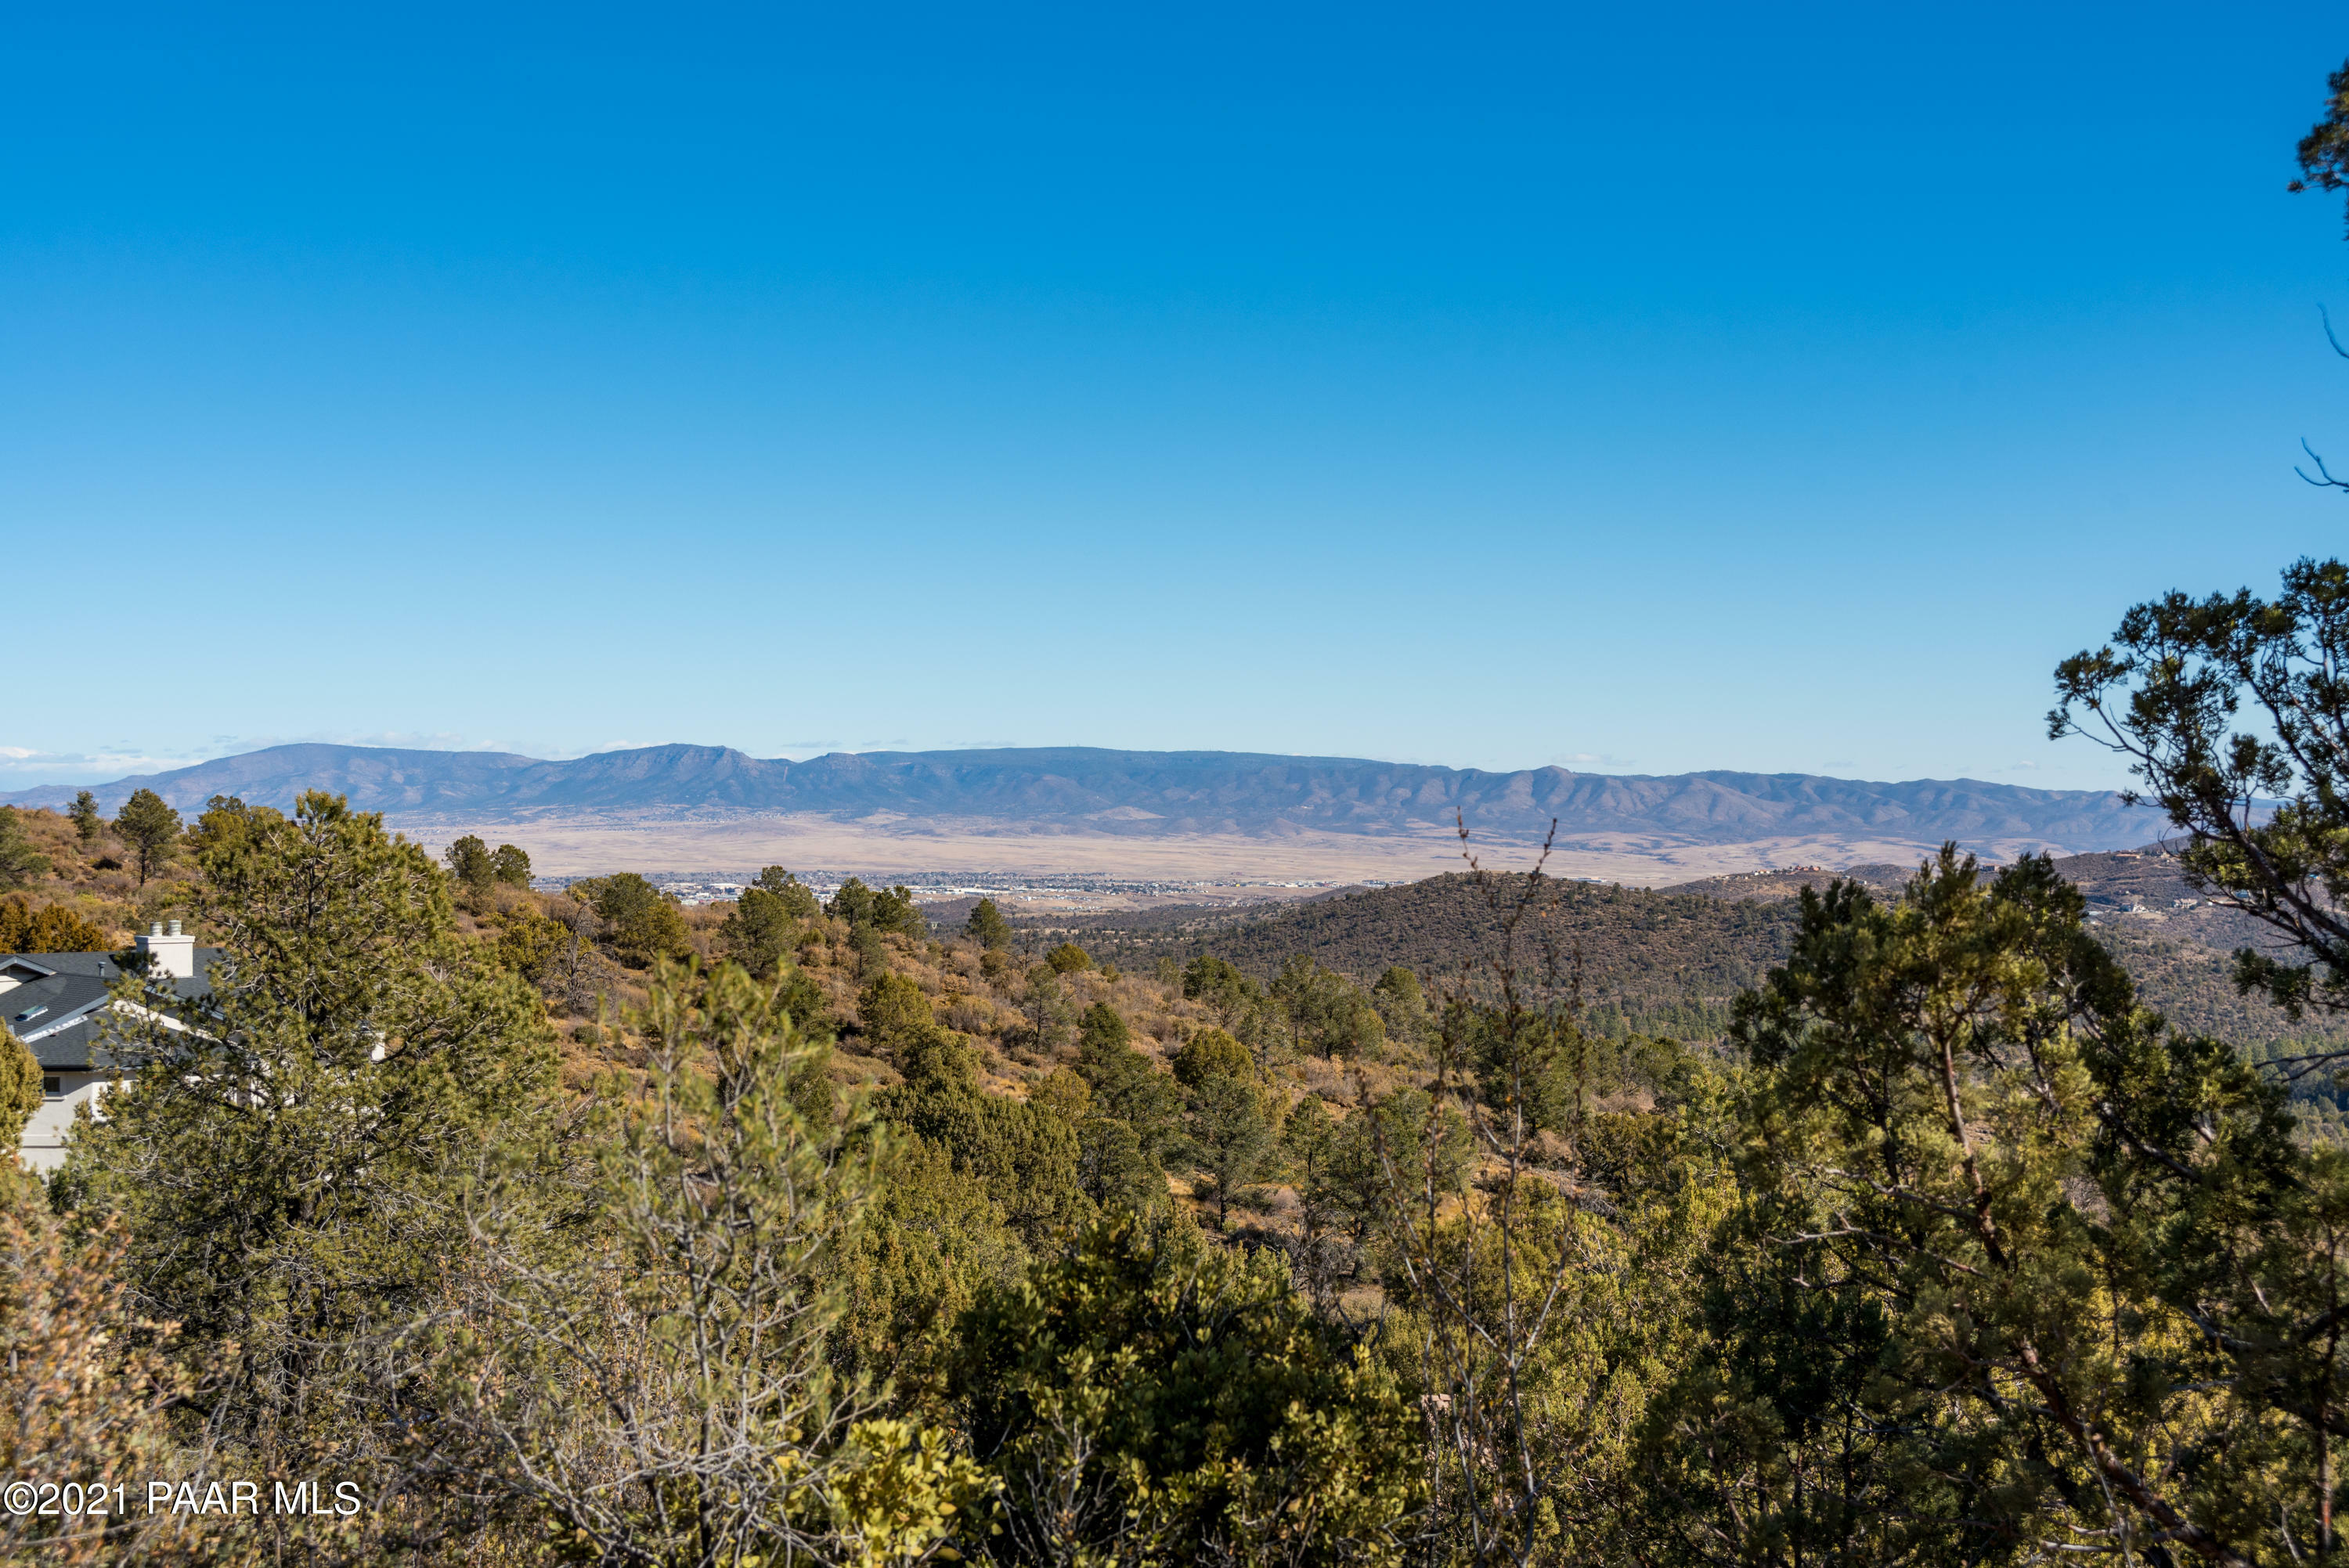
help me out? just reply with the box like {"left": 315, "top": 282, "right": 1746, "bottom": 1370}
{"left": 8, "top": 2, "right": 2349, "bottom": 791}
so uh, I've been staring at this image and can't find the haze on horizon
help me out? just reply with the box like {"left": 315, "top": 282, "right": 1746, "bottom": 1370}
{"left": 8, "top": 3, "right": 2349, "bottom": 794}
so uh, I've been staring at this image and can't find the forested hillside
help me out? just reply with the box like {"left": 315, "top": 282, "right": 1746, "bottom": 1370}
{"left": 0, "top": 784, "right": 2344, "bottom": 1561}
{"left": 1036, "top": 862, "right": 2349, "bottom": 1056}
{"left": 1042, "top": 874, "right": 1799, "bottom": 1041}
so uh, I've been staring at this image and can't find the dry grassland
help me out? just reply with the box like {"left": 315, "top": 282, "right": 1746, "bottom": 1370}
{"left": 378, "top": 810, "right": 2008, "bottom": 888}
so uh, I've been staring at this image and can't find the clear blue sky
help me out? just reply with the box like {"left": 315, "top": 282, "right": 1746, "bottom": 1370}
{"left": 9, "top": 3, "right": 2349, "bottom": 791}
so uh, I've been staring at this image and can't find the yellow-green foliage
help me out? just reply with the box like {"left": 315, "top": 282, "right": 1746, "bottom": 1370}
{"left": 0, "top": 1166, "right": 211, "bottom": 1564}
{"left": 0, "top": 896, "right": 112, "bottom": 954}
{"left": 826, "top": 1418, "right": 992, "bottom": 1566}
{"left": 1648, "top": 849, "right": 2344, "bottom": 1563}
{"left": 0, "top": 1032, "right": 38, "bottom": 1146}
{"left": 1171, "top": 1026, "right": 1251, "bottom": 1087}
{"left": 836, "top": 1135, "right": 1027, "bottom": 1404}
{"left": 953, "top": 1213, "right": 1419, "bottom": 1565}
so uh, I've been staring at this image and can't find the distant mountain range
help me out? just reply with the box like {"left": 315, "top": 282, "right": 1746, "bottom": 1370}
{"left": 0, "top": 743, "right": 2163, "bottom": 853}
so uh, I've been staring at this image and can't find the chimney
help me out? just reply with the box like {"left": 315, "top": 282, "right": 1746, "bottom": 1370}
{"left": 136, "top": 920, "right": 197, "bottom": 981}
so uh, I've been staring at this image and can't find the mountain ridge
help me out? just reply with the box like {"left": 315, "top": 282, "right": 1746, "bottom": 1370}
{"left": 0, "top": 742, "right": 2162, "bottom": 854}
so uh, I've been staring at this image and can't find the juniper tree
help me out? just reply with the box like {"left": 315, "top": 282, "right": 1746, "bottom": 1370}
{"left": 443, "top": 833, "right": 495, "bottom": 892}
{"left": 1671, "top": 849, "right": 2347, "bottom": 1566}
{"left": 1171, "top": 1026, "right": 1251, "bottom": 1087}
{"left": 489, "top": 842, "right": 531, "bottom": 886}
{"left": 952, "top": 1214, "right": 1419, "bottom": 1566}
{"left": 593, "top": 871, "right": 691, "bottom": 966}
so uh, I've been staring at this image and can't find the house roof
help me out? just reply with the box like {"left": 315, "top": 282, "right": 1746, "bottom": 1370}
{"left": 1, "top": 948, "right": 222, "bottom": 1072}
{"left": 5, "top": 971, "right": 114, "bottom": 1069}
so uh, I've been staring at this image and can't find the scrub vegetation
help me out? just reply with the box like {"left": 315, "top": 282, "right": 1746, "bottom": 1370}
{"left": 0, "top": 765, "right": 2345, "bottom": 1564}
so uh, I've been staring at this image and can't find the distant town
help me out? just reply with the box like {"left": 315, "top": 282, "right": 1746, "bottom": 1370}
{"left": 526, "top": 871, "right": 1386, "bottom": 915}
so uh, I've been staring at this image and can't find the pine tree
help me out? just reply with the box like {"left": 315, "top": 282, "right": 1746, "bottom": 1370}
{"left": 64, "top": 791, "right": 566, "bottom": 1517}
{"left": 965, "top": 897, "right": 1013, "bottom": 951}
{"left": 110, "top": 788, "right": 179, "bottom": 889}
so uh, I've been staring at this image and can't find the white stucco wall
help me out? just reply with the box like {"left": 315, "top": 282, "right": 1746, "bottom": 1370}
{"left": 20, "top": 1075, "right": 105, "bottom": 1173}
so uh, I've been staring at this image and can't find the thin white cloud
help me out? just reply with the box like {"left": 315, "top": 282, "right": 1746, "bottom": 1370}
{"left": 0, "top": 747, "right": 220, "bottom": 785}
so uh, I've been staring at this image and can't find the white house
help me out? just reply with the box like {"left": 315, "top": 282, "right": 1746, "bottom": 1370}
{"left": 1, "top": 921, "right": 216, "bottom": 1173}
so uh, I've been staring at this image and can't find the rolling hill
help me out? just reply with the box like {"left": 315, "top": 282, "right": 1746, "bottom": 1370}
{"left": 1029, "top": 854, "right": 2349, "bottom": 1056}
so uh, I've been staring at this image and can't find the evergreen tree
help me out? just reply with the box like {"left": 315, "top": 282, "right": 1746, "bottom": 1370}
{"left": 1272, "top": 954, "right": 1386, "bottom": 1062}
{"left": 0, "top": 1029, "right": 38, "bottom": 1142}
{"left": 1022, "top": 963, "right": 1077, "bottom": 1053}
{"left": 0, "top": 896, "right": 106, "bottom": 953}
{"left": 873, "top": 980, "right": 1090, "bottom": 1249}
{"left": 721, "top": 884, "right": 802, "bottom": 977}
{"left": 1689, "top": 848, "right": 2341, "bottom": 1563}
{"left": 111, "top": 788, "right": 179, "bottom": 889}
{"left": 1074, "top": 1003, "right": 1182, "bottom": 1167}
{"left": 871, "top": 883, "right": 927, "bottom": 939}
{"left": 952, "top": 1214, "right": 1418, "bottom": 1565}
{"left": 443, "top": 833, "right": 495, "bottom": 893}
{"left": 1073, "top": 1114, "right": 1164, "bottom": 1215}
{"left": 1171, "top": 1026, "right": 1252, "bottom": 1087}
{"left": 1184, "top": 1074, "right": 1275, "bottom": 1230}
{"left": 850, "top": 919, "right": 889, "bottom": 976}
{"left": 0, "top": 1155, "right": 211, "bottom": 1565}
{"left": 592, "top": 871, "right": 691, "bottom": 966}
{"left": 1370, "top": 964, "right": 1431, "bottom": 1051}
{"left": 489, "top": 842, "right": 532, "bottom": 886}
{"left": 65, "top": 791, "right": 566, "bottom": 1503}
{"left": 1183, "top": 953, "right": 1272, "bottom": 1051}
{"left": 755, "top": 864, "right": 822, "bottom": 920}
{"left": 965, "top": 896, "right": 1013, "bottom": 951}
{"left": 828, "top": 877, "right": 878, "bottom": 928}
{"left": 67, "top": 789, "right": 101, "bottom": 844}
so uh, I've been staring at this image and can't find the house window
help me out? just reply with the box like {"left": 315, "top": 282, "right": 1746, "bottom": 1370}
{"left": 41, "top": 1077, "right": 60, "bottom": 1097}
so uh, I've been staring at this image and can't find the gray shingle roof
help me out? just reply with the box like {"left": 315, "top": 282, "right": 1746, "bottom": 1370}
{"left": 0, "top": 948, "right": 222, "bottom": 1071}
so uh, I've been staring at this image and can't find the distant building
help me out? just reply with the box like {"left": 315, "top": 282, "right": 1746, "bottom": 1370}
{"left": 0, "top": 922, "right": 218, "bottom": 1173}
